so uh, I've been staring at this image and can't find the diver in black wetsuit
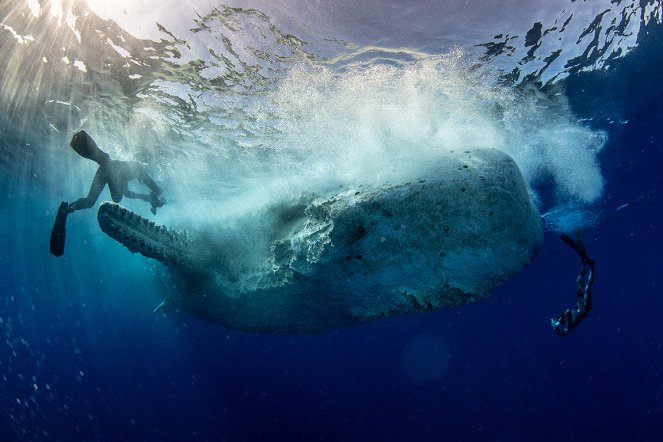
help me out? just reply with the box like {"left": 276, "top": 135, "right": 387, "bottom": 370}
{"left": 50, "top": 130, "right": 164, "bottom": 256}
{"left": 551, "top": 230, "right": 595, "bottom": 336}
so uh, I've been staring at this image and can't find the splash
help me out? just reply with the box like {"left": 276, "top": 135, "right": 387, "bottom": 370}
{"left": 257, "top": 50, "right": 605, "bottom": 202}
{"left": 0, "top": 1, "right": 612, "bottom": 232}
{"left": 158, "top": 48, "right": 606, "bottom": 233}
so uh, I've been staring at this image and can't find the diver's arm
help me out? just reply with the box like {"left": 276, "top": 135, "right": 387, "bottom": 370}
{"left": 552, "top": 305, "right": 590, "bottom": 337}
{"left": 134, "top": 164, "right": 164, "bottom": 214}
{"left": 68, "top": 167, "right": 107, "bottom": 211}
{"left": 124, "top": 189, "right": 151, "bottom": 202}
{"left": 120, "top": 161, "right": 164, "bottom": 213}
{"left": 138, "top": 171, "right": 162, "bottom": 195}
{"left": 124, "top": 161, "right": 162, "bottom": 195}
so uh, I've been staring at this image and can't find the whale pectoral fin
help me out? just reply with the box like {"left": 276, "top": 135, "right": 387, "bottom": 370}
{"left": 97, "top": 202, "right": 194, "bottom": 267}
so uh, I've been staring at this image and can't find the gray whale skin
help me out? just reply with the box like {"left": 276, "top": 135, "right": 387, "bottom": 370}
{"left": 98, "top": 148, "right": 543, "bottom": 334}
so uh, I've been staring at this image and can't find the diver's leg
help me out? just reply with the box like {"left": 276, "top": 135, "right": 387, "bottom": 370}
{"left": 137, "top": 166, "right": 162, "bottom": 196}
{"left": 69, "top": 168, "right": 107, "bottom": 212}
{"left": 576, "top": 264, "right": 586, "bottom": 297}
{"left": 124, "top": 190, "right": 150, "bottom": 202}
{"left": 68, "top": 197, "right": 95, "bottom": 211}
{"left": 51, "top": 169, "right": 106, "bottom": 256}
{"left": 552, "top": 230, "right": 596, "bottom": 336}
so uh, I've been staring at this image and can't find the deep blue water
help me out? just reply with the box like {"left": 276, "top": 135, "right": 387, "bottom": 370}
{"left": 2, "top": 1, "right": 663, "bottom": 441}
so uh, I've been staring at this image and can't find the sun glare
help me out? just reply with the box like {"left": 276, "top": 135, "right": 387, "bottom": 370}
{"left": 82, "top": 0, "right": 209, "bottom": 40}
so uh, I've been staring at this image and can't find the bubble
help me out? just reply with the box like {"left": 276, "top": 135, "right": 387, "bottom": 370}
{"left": 268, "top": 52, "right": 606, "bottom": 211}
{"left": 152, "top": 49, "right": 607, "bottom": 232}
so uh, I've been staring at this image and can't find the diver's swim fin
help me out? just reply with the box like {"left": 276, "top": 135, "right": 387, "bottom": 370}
{"left": 50, "top": 202, "right": 69, "bottom": 257}
{"left": 560, "top": 230, "right": 593, "bottom": 264}
{"left": 559, "top": 232, "right": 578, "bottom": 253}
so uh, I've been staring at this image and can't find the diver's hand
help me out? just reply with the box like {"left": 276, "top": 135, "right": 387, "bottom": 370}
{"left": 149, "top": 194, "right": 165, "bottom": 215}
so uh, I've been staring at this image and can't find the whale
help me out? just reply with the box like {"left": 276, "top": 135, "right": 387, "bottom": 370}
{"left": 97, "top": 148, "right": 543, "bottom": 334}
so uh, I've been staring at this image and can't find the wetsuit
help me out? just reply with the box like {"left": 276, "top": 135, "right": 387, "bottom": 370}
{"left": 551, "top": 231, "right": 595, "bottom": 337}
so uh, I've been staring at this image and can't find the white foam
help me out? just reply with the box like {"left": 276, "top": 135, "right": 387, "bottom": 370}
{"left": 267, "top": 51, "right": 606, "bottom": 202}
{"left": 154, "top": 50, "right": 606, "bottom": 231}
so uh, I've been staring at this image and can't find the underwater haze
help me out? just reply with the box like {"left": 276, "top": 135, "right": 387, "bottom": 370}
{"left": 1, "top": 0, "right": 663, "bottom": 440}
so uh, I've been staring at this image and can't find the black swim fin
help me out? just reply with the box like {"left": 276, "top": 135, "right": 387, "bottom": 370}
{"left": 50, "top": 202, "right": 69, "bottom": 257}
{"left": 559, "top": 232, "right": 578, "bottom": 253}
{"left": 560, "top": 230, "right": 594, "bottom": 265}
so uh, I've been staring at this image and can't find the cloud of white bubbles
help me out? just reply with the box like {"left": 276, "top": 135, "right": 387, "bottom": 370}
{"left": 163, "top": 49, "right": 605, "bottom": 232}
{"left": 265, "top": 49, "right": 606, "bottom": 212}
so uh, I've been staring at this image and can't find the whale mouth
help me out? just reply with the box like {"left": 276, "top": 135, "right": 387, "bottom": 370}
{"left": 97, "top": 202, "right": 193, "bottom": 267}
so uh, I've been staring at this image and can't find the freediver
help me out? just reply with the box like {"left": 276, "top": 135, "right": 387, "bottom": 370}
{"left": 550, "top": 230, "right": 595, "bottom": 337}
{"left": 50, "top": 130, "right": 165, "bottom": 257}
